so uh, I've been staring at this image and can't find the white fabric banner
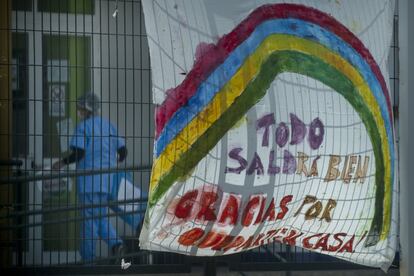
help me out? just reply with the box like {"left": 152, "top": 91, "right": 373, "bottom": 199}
{"left": 140, "top": 0, "right": 398, "bottom": 270}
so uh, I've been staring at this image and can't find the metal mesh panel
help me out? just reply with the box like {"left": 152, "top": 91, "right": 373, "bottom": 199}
{"left": 0, "top": 0, "right": 399, "bottom": 273}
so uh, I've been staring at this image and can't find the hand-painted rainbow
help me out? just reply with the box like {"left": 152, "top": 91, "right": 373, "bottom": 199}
{"left": 149, "top": 4, "right": 395, "bottom": 244}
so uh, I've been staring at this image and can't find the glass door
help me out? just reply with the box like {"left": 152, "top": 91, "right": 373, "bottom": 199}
{"left": 20, "top": 33, "right": 92, "bottom": 265}
{"left": 41, "top": 34, "right": 91, "bottom": 260}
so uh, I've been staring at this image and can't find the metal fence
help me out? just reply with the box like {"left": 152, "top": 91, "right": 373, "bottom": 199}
{"left": 0, "top": 0, "right": 399, "bottom": 274}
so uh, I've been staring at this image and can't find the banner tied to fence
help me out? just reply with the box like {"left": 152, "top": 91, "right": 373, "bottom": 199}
{"left": 140, "top": 0, "right": 397, "bottom": 270}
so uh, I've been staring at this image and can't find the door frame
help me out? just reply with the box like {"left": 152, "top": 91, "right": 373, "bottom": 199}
{"left": 11, "top": 0, "right": 95, "bottom": 265}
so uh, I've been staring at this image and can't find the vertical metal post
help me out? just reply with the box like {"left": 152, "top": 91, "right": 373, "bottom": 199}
{"left": 0, "top": 0, "right": 12, "bottom": 268}
{"left": 399, "top": 0, "right": 414, "bottom": 275}
{"left": 15, "top": 164, "right": 22, "bottom": 267}
{"left": 0, "top": 2, "right": 11, "bottom": 152}
{"left": 203, "top": 257, "right": 217, "bottom": 276}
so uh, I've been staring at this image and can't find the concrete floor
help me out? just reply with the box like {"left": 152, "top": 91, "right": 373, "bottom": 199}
{"left": 88, "top": 266, "right": 399, "bottom": 276}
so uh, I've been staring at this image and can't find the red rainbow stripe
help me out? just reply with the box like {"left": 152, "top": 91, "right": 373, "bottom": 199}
{"left": 155, "top": 3, "right": 393, "bottom": 138}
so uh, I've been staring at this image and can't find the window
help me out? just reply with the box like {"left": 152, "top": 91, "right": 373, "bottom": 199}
{"left": 38, "top": 0, "right": 94, "bottom": 15}
{"left": 42, "top": 35, "right": 91, "bottom": 158}
{"left": 12, "top": 33, "right": 29, "bottom": 157}
{"left": 12, "top": 0, "right": 32, "bottom": 11}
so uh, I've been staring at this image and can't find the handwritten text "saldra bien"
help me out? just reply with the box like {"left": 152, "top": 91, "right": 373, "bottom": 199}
{"left": 225, "top": 113, "right": 370, "bottom": 183}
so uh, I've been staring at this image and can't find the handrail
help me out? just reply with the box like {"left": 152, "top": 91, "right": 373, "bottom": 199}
{"left": 0, "top": 159, "right": 23, "bottom": 167}
{"left": 0, "top": 165, "right": 152, "bottom": 184}
{"left": 0, "top": 208, "right": 146, "bottom": 231}
{"left": 0, "top": 197, "right": 148, "bottom": 219}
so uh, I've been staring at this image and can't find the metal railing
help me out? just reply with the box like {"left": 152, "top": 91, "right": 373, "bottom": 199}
{"left": 0, "top": 163, "right": 400, "bottom": 275}
{"left": 0, "top": 163, "right": 190, "bottom": 271}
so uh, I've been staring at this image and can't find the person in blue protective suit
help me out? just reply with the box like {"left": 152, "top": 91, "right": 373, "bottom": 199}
{"left": 52, "top": 92, "right": 127, "bottom": 263}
